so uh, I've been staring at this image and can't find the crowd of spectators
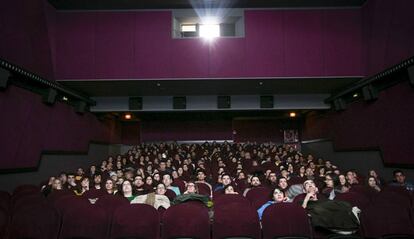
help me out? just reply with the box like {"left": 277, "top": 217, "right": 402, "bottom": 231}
{"left": 39, "top": 141, "right": 414, "bottom": 233}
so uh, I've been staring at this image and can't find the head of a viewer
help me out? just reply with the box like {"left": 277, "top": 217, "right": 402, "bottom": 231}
{"left": 303, "top": 180, "right": 318, "bottom": 194}
{"left": 250, "top": 176, "right": 261, "bottom": 187}
{"left": 272, "top": 188, "right": 285, "bottom": 202}
{"left": 221, "top": 174, "right": 232, "bottom": 186}
{"left": 393, "top": 170, "right": 406, "bottom": 184}
{"left": 163, "top": 173, "right": 174, "bottom": 187}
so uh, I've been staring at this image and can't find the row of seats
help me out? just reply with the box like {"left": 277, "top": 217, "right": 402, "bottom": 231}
{"left": 1, "top": 189, "right": 414, "bottom": 239}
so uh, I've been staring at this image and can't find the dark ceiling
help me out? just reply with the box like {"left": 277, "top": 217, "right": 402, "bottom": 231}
{"left": 48, "top": 0, "right": 366, "bottom": 10}
{"left": 59, "top": 77, "right": 360, "bottom": 97}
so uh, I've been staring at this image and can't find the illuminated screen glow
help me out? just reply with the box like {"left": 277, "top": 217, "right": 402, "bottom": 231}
{"left": 199, "top": 24, "right": 220, "bottom": 39}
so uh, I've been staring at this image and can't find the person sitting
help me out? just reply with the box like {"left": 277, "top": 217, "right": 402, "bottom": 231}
{"left": 74, "top": 176, "right": 90, "bottom": 196}
{"left": 163, "top": 173, "right": 181, "bottom": 196}
{"left": 243, "top": 175, "right": 262, "bottom": 196}
{"left": 321, "top": 173, "right": 343, "bottom": 200}
{"left": 214, "top": 173, "right": 233, "bottom": 192}
{"left": 172, "top": 181, "right": 210, "bottom": 207}
{"left": 366, "top": 176, "right": 381, "bottom": 192}
{"left": 120, "top": 180, "right": 136, "bottom": 202}
{"left": 92, "top": 174, "right": 102, "bottom": 190}
{"left": 104, "top": 179, "right": 117, "bottom": 195}
{"left": 224, "top": 184, "right": 239, "bottom": 195}
{"left": 389, "top": 169, "right": 414, "bottom": 192}
{"left": 131, "top": 183, "right": 171, "bottom": 209}
{"left": 301, "top": 180, "right": 360, "bottom": 234}
{"left": 346, "top": 170, "right": 360, "bottom": 185}
{"left": 257, "top": 187, "right": 289, "bottom": 220}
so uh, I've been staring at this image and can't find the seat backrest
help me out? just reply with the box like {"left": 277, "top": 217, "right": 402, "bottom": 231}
{"left": 83, "top": 189, "right": 106, "bottom": 200}
{"left": 13, "top": 184, "right": 39, "bottom": 196}
{"left": 9, "top": 204, "right": 60, "bottom": 239}
{"left": 162, "top": 203, "right": 210, "bottom": 239}
{"left": 95, "top": 194, "right": 130, "bottom": 216}
{"left": 361, "top": 204, "right": 414, "bottom": 238}
{"left": 0, "top": 208, "right": 8, "bottom": 239}
{"left": 12, "top": 193, "right": 46, "bottom": 211}
{"left": 172, "top": 179, "right": 186, "bottom": 194}
{"left": 165, "top": 189, "right": 177, "bottom": 201}
{"left": 47, "top": 189, "right": 75, "bottom": 203}
{"left": 371, "top": 191, "right": 411, "bottom": 208}
{"left": 110, "top": 204, "right": 160, "bottom": 239}
{"left": 59, "top": 202, "right": 110, "bottom": 239}
{"left": 0, "top": 191, "right": 11, "bottom": 212}
{"left": 196, "top": 182, "right": 212, "bottom": 197}
{"left": 213, "top": 194, "right": 251, "bottom": 208}
{"left": 262, "top": 203, "right": 312, "bottom": 239}
{"left": 334, "top": 192, "right": 370, "bottom": 209}
{"left": 245, "top": 187, "right": 272, "bottom": 210}
{"left": 213, "top": 203, "right": 260, "bottom": 239}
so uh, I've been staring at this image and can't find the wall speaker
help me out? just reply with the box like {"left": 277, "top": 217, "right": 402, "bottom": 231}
{"left": 333, "top": 98, "right": 346, "bottom": 111}
{"left": 217, "top": 96, "right": 231, "bottom": 109}
{"left": 129, "top": 97, "right": 142, "bottom": 110}
{"left": 362, "top": 85, "right": 378, "bottom": 101}
{"left": 173, "top": 96, "right": 186, "bottom": 109}
{"left": 42, "top": 88, "right": 58, "bottom": 105}
{"left": 260, "top": 95, "right": 274, "bottom": 108}
{"left": 0, "top": 68, "right": 10, "bottom": 90}
{"left": 75, "top": 101, "right": 87, "bottom": 114}
{"left": 408, "top": 65, "right": 414, "bottom": 86}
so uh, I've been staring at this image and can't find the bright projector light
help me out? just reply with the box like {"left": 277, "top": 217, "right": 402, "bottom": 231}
{"left": 200, "top": 24, "right": 220, "bottom": 39}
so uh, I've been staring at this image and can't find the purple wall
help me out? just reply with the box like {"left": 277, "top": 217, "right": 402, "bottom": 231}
{"left": 0, "top": 86, "right": 113, "bottom": 169}
{"left": 303, "top": 81, "right": 414, "bottom": 166}
{"left": 233, "top": 119, "right": 285, "bottom": 143}
{"left": 0, "top": 0, "right": 54, "bottom": 80}
{"left": 363, "top": 0, "right": 414, "bottom": 75}
{"left": 141, "top": 119, "right": 233, "bottom": 142}
{"left": 53, "top": 8, "right": 363, "bottom": 80}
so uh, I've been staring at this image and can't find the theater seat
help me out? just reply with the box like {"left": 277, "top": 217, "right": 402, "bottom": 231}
{"left": 59, "top": 201, "right": 110, "bottom": 239}
{"left": 0, "top": 208, "right": 8, "bottom": 239}
{"left": 213, "top": 194, "right": 251, "bottom": 208}
{"left": 162, "top": 202, "right": 210, "bottom": 239}
{"left": 245, "top": 187, "right": 272, "bottom": 210}
{"left": 361, "top": 204, "right": 414, "bottom": 238}
{"left": 262, "top": 203, "right": 312, "bottom": 239}
{"left": 8, "top": 204, "right": 60, "bottom": 239}
{"left": 110, "top": 204, "right": 159, "bottom": 239}
{"left": 334, "top": 192, "right": 370, "bottom": 210}
{"left": 196, "top": 182, "right": 212, "bottom": 197}
{"left": 213, "top": 202, "right": 260, "bottom": 239}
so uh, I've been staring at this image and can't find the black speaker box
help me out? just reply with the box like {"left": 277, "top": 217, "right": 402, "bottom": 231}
{"left": 408, "top": 65, "right": 414, "bottom": 86}
{"left": 333, "top": 98, "right": 346, "bottom": 111}
{"left": 173, "top": 96, "right": 186, "bottom": 109}
{"left": 217, "top": 96, "right": 231, "bottom": 109}
{"left": 42, "top": 88, "right": 58, "bottom": 105}
{"left": 260, "top": 95, "right": 274, "bottom": 108}
{"left": 75, "top": 101, "right": 87, "bottom": 114}
{"left": 129, "top": 97, "right": 143, "bottom": 110}
{"left": 0, "top": 68, "right": 10, "bottom": 90}
{"left": 362, "top": 85, "right": 378, "bottom": 101}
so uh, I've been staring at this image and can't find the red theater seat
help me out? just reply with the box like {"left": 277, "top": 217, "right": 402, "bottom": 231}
{"left": 213, "top": 193, "right": 251, "bottom": 208}
{"left": 361, "top": 204, "right": 414, "bottom": 238}
{"left": 334, "top": 192, "right": 370, "bottom": 210}
{"left": 245, "top": 186, "right": 272, "bottom": 210}
{"left": 8, "top": 204, "right": 60, "bottom": 239}
{"left": 59, "top": 202, "right": 110, "bottom": 239}
{"left": 213, "top": 202, "right": 260, "bottom": 239}
{"left": 162, "top": 202, "right": 210, "bottom": 239}
{"left": 262, "top": 203, "right": 312, "bottom": 239}
{"left": 110, "top": 204, "right": 160, "bottom": 239}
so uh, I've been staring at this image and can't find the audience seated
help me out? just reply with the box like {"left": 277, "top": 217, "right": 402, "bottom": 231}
{"left": 3, "top": 141, "right": 414, "bottom": 238}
